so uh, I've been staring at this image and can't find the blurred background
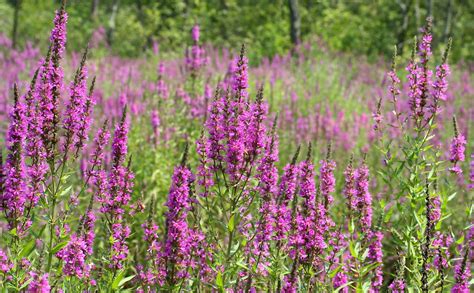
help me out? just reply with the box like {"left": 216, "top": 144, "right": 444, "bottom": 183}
{"left": 0, "top": 0, "right": 472, "bottom": 63}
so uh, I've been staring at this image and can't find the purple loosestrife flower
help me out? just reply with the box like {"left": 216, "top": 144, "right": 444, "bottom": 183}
{"left": 327, "top": 230, "right": 349, "bottom": 269}
{"left": 333, "top": 271, "right": 349, "bottom": 293}
{"left": 110, "top": 223, "right": 131, "bottom": 269}
{"left": 355, "top": 163, "right": 372, "bottom": 233}
{"left": 28, "top": 272, "right": 51, "bottom": 293}
{"left": 56, "top": 233, "right": 92, "bottom": 278}
{"left": 63, "top": 49, "right": 89, "bottom": 155}
{"left": 196, "top": 133, "right": 214, "bottom": 197}
{"left": 24, "top": 70, "right": 47, "bottom": 203}
{"left": 46, "top": 5, "right": 68, "bottom": 151}
{"left": 419, "top": 25, "right": 433, "bottom": 62}
{"left": 99, "top": 109, "right": 134, "bottom": 222}
{"left": 256, "top": 117, "right": 279, "bottom": 199}
{"left": 189, "top": 229, "right": 214, "bottom": 283}
{"left": 140, "top": 217, "right": 166, "bottom": 287}
{"left": 192, "top": 24, "right": 200, "bottom": 43}
{"left": 2, "top": 85, "right": 31, "bottom": 231}
{"left": 368, "top": 230, "right": 384, "bottom": 291}
{"left": 469, "top": 154, "right": 474, "bottom": 189}
{"left": 205, "top": 89, "right": 225, "bottom": 161}
{"left": 372, "top": 98, "right": 383, "bottom": 132}
{"left": 37, "top": 51, "right": 54, "bottom": 151}
{"left": 274, "top": 147, "right": 300, "bottom": 241}
{"left": 244, "top": 118, "right": 279, "bottom": 278}
{"left": 432, "top": 232, "right": 453, "bottom": 272}
{"left": 417, "top": 19, "right": 433, "bottom": 119}
{"left": 74, "top": 76, "right": 95, "bottom": 156}
{"left": 294, "top": 148, "right": 326, "bottom": 264}
{"left": 156, "top": 63, "right": 169, "bottom": 99}
{"left": 312, "top": 201, "right": 330, "bottom": 253}
{"left": 87, "top": 122, "right": 110, "bottom": 202}
{"left": 225, "top": 91, "right": 247, "bottom": 182}
{"left": 430, "top": 47, "right": 451, "bottom": 115}
{"left": 328, "top": 230, "right": 350, "bottom": 290}
{"left": 185, "top": 24, "right": 206, "bottom": 74}
{"left": 164, "top": 160, "right": 194, "bottom": 283}
{"left": 319, "top": 156, "right": 336, "bottom": 207}
{"left": 158, "top": 62, "right": 165, "bottom": 76}
{"left": 387, "top": 70, "right": 401, "bottom": 101}
{"left": 50, "top": 5, "right": 68, "bottom": 63}
{"left": 282, "top": 273, "right": 298, "bottom": 293}
{"left": 451, "top": 249, "right": 471, "bottom": 293}
{"left": 406, "top": 58, "right": 423, "bottom": 119}
{"left": 185, "top": 45, "right": 206, "bottom": 74}
{"left": 343, "top": 158, "right": 357, "bottom": 212}
{"left": 449, "top": 117, "right": 466, "bottom": 175}
{"left": 388, "top": 279, "right": 405, "bottom": 293}
{"left": 101, "top": 151, "right": 133, "bottom": 218}
{"left": 387, "top": 51, "right": 402, "bottom": 126}
{"left": 428, "top": 194, "right": 441, "bottom": 224}
{"left": 151, "top": 110, "right": 160, "bottom": 130}
{"left": 111, "top": 109, "right": 129, "bottom": 168}
{"left": 106, "top": 110, "right": 134, "bottom": 216}
{"left": 246, "top": 87, "right": 268, "bottom": 160}
{"left": 0, "top": 249, "right": 13, "bottom": 273}
{"left": 468, "top": 225, "right": 474, "bottom": 262}
{"left": 89, "top": 122, "right": 110, "bottom": 173}
{"left": 97, "top": 109, "right": 133, "bottom": 270}
{"left": 287, "top": 212, "right": 306, "bottom": 261}
{"left": 81, "top": 210, "right": 96, "bottom": 255}
{"left": 232, "top": 45, "right": 249, "bottom": 100}
{"left": 449, "top": 135, "right": 466, "bottom": 163}
{"left": 151, "top": 109, "right": 160, "bottom": 145}
{"left": 246, "top": 184, "right": 274, "bottom": 275}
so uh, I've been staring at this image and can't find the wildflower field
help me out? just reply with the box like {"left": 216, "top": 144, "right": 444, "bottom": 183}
{"left": 0, "top": 1, "right": 472, "bottom": 292}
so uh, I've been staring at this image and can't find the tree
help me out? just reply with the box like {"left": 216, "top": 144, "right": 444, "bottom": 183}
{"left": 288, "top": 0, "right": 301, "bottom": 46}
{"left": 9, "top": 0, "right": 21, "bottom": 49}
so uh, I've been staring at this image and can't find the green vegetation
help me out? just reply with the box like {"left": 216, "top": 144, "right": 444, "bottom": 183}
{"left": 1, "top": 0, "right": 473, "bottom": 62}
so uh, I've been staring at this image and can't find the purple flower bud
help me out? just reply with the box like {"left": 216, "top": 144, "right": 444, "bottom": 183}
{"left": 192, "top": 24, "right": 200, "bottom": 43}
{"left": 28, "top": 272, "right": 50, "bottom": 293}
{"left": 451, "top": 250, "right": 470, "bottom": 293}
{"left": 388, "top": 279, "right": 405, "bottom": 293}
{"left": 319, "top": 159, "right": 336, "bottom": 206}
{"left": 1, "top": 88, "right": 31, "bottom": 231}
{"left": 0, "top": 249, "right": 12, "bottom": 273}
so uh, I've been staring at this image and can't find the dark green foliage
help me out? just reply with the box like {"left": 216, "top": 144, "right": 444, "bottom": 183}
{"left": 0, "top": 0, "right": 472, "bottom": 61}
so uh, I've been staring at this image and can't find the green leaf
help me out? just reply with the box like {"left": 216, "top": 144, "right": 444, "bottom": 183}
{"left": 216, "top": 271, "right": 224, "bottom": 291}
{"left": 456, "top": 235, "right": 464, "bottom": 245}
{"left": 19, "top": 239, "right": 36, "bottom": 258}
{"left": 59, "top": 185, "right": 73, "bottom": 197}
{"left": 349, "top": 241, "right": 357, "bottom": 258}
{"left": 118, "top": 275, "right": 135, "bottom": 288}
{"left": 447, "top": 192, "right": 457, "bottom": 201}
{"left": 228, "top": 214, "right": 235, "bottom": 232}
{"left": 9, "top": 228, "right": 18, "bottom": 237}
{"left": 112, "top": 270, "right": 125, "bottom": 290}
{"left": 335, "top": 281, "right": 353, "bottom": 292}
{"left": 328, "top": 264, "right": 341, "bottom": 278}
{"left": 384, "top": 206, "right": 394, "bottom": 223}
{"left": 51, "top": 240, "right": 70, "bottom": 254}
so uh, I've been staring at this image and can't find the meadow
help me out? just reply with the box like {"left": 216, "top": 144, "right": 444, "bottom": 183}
{"left": 0, "top": 3, "right": 472, "bottom": 292}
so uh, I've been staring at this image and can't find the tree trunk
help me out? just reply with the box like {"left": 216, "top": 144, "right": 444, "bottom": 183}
{"left": 415, "top": 0, "right": 421, "bottom": 30}
{"left": 91, "top": 0, "right": 99, "bottom": 21}
{"left": 442, "top": 0, "right": 452, "bottom": 43}
{"left": 106, "top": 0, "right": 120, "bottom": 47}
{"left": 396, "top": 0, "right": 413, "bottom": 55}
{"left": 288, "top": 0, "right": 301, "bottom": 46}
{"left": 426, "top": 0, "right": 433, "bottom": 18}
{"left": 12, "top": 0, "right": 21, "bottom": 49}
